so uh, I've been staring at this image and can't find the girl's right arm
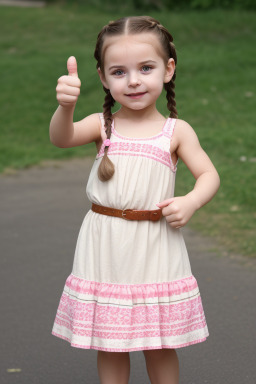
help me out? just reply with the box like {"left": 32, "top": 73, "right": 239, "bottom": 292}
{"left": 49, "top": 56, "right": 101, "bottom": 148}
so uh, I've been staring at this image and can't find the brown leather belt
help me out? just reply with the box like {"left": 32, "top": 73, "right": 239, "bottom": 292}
{"left": 91, "top": 203, "right": 162, "bottom": 222}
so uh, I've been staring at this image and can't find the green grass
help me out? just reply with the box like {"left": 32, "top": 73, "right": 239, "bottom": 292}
{"left": 0, "top": 5, "right": 255, "bottom": 257}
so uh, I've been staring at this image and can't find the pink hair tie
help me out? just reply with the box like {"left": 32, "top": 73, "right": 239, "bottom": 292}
{"left": 103, "top": 139, "right": 111, "bottom": 148}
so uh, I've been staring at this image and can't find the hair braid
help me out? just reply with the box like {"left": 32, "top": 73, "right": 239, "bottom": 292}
{"left": 156, "top": 26, "right": 178, "bottom": 118}
{"left": 97, "top": 89, "right": 115, "bottom": 182}
{"left": 164, "top": 72, "right": 178, "bottom": 118}
{"left": 103, "top": 87, "right": 115, "bottom": 138}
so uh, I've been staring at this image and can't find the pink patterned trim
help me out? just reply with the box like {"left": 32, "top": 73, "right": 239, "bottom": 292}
{"left": 57, "top": 311, "right": 203, "bottom": 332}
{"left": 52, "top": 293, "right": 208, "bottom": 350}
{"left": 52, "top": 274, "right": 208, "bottom": 351}
{"left": 55, "top": 294, "right": 205, "bottom": 325}
{"left": 96, "top": 141, "right": 176, "bottom": 171}
{"left": 97, "top": 141, "right": 169, "bottom": 157}
{"left": 54, "top": 316, "right": 207, "bottom": 340}
{"left": 52, "top": 331, "right": 207, "bottom": 352}
{"left": 65, "top": 274, "right": 198, "bottom": 300}
{"left": 53, "top": 298, "right": 207, "bottom": 332}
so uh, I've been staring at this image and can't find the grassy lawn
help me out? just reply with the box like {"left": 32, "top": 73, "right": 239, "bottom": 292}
{"left": 0, "top": 5, "right": 255, "bottom": 257}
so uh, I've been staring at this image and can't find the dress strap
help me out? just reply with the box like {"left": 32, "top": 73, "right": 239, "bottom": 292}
{"left": 163, "top": 118, "right": 177, "bottom": 140}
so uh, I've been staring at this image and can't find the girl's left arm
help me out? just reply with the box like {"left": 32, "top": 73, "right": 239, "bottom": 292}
{"left": 157, "top": 120, "right": 220, "bottom": 228}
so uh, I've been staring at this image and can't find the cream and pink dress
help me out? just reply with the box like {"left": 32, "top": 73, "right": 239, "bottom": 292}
{"left": 52, "top": 114, "right": 209, "bottom": 352}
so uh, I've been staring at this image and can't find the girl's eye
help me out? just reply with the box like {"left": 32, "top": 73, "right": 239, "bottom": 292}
{"left": 141, "top": 65, "right": 152, "bottom": 73}
{"left": 112, "top": 69, "right": 125, "bottom": 76}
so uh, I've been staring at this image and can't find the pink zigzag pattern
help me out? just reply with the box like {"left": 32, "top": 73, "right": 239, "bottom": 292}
{"left": 52, "top": 273, "right": 208, "bottom": 349}
{"left": 53, "top": 295, "right": 207, "bottom": 340}
{"left": 96, "top": 142, "right": 175, "bottom": 170}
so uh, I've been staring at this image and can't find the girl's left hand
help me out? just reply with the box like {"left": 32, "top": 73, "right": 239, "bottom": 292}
{"left": 156, "top": 195, "right": 197, "bottom": 228}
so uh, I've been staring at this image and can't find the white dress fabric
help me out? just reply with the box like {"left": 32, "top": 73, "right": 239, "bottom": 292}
{"left": 52, "top": 114, "right": 209, "bottom": 352}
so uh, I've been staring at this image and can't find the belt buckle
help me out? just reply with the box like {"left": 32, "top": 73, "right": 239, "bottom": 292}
{"left": 122, "top": 209, "right": 132, "bottom": 220}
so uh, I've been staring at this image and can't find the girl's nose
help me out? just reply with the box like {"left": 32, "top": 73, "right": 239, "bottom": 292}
{"left": 128, "top": 72, "right": 141, "bottom": 87}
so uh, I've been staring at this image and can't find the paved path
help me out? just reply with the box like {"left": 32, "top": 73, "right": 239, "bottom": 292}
{"left": 1, "top": 158, "right": 255, "bottom": 384}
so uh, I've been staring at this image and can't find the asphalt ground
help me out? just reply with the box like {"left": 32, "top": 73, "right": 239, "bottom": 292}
{"left": 1, "top": 157, "right": 256, "bottom": 384}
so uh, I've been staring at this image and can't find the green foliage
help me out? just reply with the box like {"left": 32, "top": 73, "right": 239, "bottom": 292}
{"left": 45, "top": 0, "right": 256, "bottom": 10}
{"left": 189, "top": 0, "right": 256, "bottom": 10}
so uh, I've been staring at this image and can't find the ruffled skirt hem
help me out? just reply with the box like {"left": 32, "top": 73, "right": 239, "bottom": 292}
{"left": 52, "top": 274, "right": 209, "bottom": 352}
{"left": 52, "top": 331, "right": 208, "bottom": 352}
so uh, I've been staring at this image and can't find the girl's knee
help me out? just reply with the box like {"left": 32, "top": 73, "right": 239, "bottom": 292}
{"left": 98, "top": 350, "right": 130, "bottom": 360}
{"left": 97, "top": 351, "right": 130, "bottom": 384}
{"left": 143, "top": 349, "right": 179, "bottom": 384}
{"left": 143, "top": 348, "right": 176, "bottom": 360}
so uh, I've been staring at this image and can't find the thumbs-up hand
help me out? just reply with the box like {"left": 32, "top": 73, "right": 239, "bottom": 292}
{"left": 56, "top": 56, "right": 81, "bottom": 108}
{"left": 156, "top": 195, "right": 198, "bottom": 229}
{"left": 67, "top": 56, "right": 78, "bottom": 77}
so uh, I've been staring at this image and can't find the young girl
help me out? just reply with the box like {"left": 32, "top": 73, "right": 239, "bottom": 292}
{"left": 50, "top": 16, "right": 220, "bottom": 384}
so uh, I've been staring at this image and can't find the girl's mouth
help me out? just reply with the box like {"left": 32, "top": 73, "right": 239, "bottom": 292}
{"left": 125, "top": 92, "right": 147, "bottom": 99}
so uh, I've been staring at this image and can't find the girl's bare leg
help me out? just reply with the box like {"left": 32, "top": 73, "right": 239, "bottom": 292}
{"left": 97, "top": 351, "right": 131, "bottom": 384}
{"left": 143, "top": 348, "right": 179, "bottom": 384}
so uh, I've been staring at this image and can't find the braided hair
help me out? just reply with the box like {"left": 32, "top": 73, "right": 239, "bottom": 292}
{"left": 94, "top": 16, "right": 178, "bottom": 182}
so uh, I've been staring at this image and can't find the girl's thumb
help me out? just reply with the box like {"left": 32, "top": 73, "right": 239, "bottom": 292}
{"left": 67, "top": 56, "right": 78, "bottom": 77}
{"left": 156, "top": 198, "right": 174, "bottom": 208}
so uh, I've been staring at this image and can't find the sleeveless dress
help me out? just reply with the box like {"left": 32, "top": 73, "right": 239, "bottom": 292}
{"left": 52, "top": 114, "right": 209, "bottom": 352}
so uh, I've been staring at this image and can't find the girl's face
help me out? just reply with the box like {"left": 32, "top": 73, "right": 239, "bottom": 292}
{"left": 98, "top": 33, "right": 175, "bottom": 112}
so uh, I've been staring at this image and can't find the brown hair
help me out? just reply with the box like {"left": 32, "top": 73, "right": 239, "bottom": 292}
{"left": 94, "top": 16, "right": 178, "bottom": 182}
